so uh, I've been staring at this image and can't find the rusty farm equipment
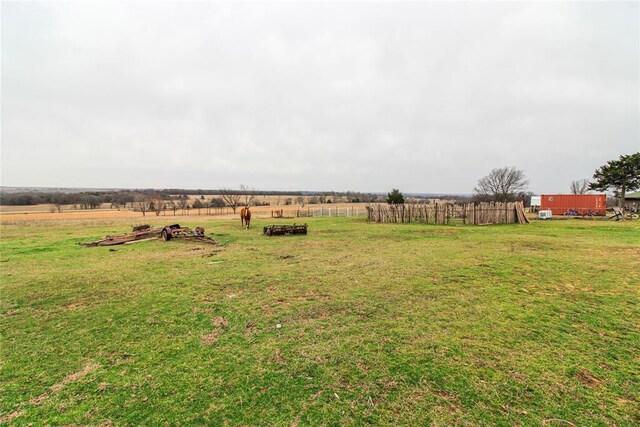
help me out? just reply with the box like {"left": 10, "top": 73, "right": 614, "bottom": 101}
{"left": 79, "top": 224, "right": 217, "bottom": 247}
{"left": 263, "top": 224, "right": 308, "bottom": 236}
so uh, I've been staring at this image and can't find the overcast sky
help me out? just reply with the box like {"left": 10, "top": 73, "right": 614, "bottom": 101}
{"left": 2, "top": 1, "right": 638, "bottom": 193}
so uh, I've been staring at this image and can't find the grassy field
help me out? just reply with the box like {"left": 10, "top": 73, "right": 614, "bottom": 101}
{"left": 1, "top": 217, "right": 639, "bottom": 425}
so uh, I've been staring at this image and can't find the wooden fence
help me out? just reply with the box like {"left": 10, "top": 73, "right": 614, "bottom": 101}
{"left": 271, "top": 207, "right": 364, "bottom": 218}
{"left": 365, "top": 202, "right": 529, "bottom": 225}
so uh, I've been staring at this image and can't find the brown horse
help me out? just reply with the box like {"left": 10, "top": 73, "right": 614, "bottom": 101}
{"left": 244, "top": 207, "right": 251, "bottom": 229}
{"left": 240, "top": 207, "right": 251, "bottom": 228}
{"left": 240, "top": 207, "right": 246, "bottom": 227}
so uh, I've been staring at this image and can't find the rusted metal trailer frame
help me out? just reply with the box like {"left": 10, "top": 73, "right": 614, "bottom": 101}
{"left": 263, "top": 224, "right": 308, "bottom": 236}
{"left": 80, "top": 224, "right": 216, "bottom": 247}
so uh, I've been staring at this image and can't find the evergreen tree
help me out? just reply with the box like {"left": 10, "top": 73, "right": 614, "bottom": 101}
{"left": 589, "top": 152, "right": 640, "bottom": 210}
{"left": 386, "top": 189, "right": 405, "bottom": 205}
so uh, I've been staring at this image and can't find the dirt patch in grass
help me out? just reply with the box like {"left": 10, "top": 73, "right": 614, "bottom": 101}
{"left": 201, "top": 330, "right": 222, "bottom": 345}
{"left": 212, "top": 316, "right": 228, "bottom": 328}
{"left": 52, "top": 362, "right": 100, "bottom": 392}
{"left": 28, "top": 362, "right": 101, "bottom": 406}
{"left": 201, "top": 317, "right": 228, "bottom": 345}
{"left": 0, "top": 410, "right": 25, "bottom": 423}
{"left": 270, "top": 348, "right": 286, "bottom": 365}
{"left": 60, "top": 299, "right": 87, "bottom": 311}
{"left": 574, "top": 369, "right": 602, "bottom": 387}
{"left": 244, "top": 321, "right": 257, "bottom": 336}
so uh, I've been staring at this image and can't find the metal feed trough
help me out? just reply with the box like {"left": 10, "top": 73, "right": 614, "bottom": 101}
{"left": 263, "top": 224, "right": 308, "bottom": 236}
{"left": 80, "top": 224, "right": 216, "bottom": 247}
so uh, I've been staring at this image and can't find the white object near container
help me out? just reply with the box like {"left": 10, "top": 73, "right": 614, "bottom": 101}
{"left": 538, "top": 210, "right": 553, "bottom": 220}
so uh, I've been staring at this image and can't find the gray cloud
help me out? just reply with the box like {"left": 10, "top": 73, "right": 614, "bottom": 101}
{"left": 2, "top": 1, "right": 638, "bottom": 193}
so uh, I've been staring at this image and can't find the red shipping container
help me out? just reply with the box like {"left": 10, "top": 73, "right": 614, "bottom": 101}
{"left": 540, "top": 194, "right": 607, "bottom": 216}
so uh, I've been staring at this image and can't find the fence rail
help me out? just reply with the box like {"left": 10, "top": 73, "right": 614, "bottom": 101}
{"left": 270, "top": 207, "right": 365, "bottom": 218}
{"left": 135, "top": 203, "right": 528, "bottom": 225}
{"left": 365, "top": 202, "right": 529, "bottom": 225}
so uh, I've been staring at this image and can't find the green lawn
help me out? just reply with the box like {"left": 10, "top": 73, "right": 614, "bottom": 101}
{"left": 1, "top": 217, "right": 639, "bottom": 425}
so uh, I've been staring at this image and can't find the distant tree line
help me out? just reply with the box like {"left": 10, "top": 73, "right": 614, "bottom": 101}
{"left": 0, "top": 188, "right": 394, "bottom": 210}
{"left": 0, "top": 190, "right": 139, "bottom": 208}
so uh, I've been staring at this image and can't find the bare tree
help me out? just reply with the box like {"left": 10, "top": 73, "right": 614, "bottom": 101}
{"left": 167, "top": 198, "right": 179, "bottom": 215}
{"left": 474, "top": 167, "right": 529, "bottom": 202}
{"left": 150, "top": 195, "right": 165, "bottom": 216}
{"left": 78, "top": 194, "right": 91, "bottom": 209}
{"left": 240, "top": 184, "right": 256, "bottom": 207}
{"left": 218, "top": 188, "right": 241, "bottom": 213}
{"left": 570, "top": 179, "right": 590, "bottom": 195}
{"left": 134, "top": 194, "right": 150, "bottom": 217}
{"left": 178, "top": 195, "right": 189, "bottom": 215}
{"left": 52, "top": 193, "right": 66, "bottom": 213}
